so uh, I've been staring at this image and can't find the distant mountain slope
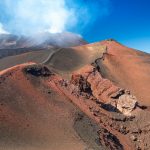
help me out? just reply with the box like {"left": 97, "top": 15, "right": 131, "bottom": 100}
{"left": 0, "top": 32, "right": 87, "bottom": 58}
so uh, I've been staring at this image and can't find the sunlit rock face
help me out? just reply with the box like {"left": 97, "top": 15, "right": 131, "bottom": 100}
{"left": 117, "top": 94, "right": 137, "bottom": 116}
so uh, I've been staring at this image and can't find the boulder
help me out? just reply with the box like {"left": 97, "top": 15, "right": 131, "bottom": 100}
{"left": 117, "top": 94, "right": 137, "bottom": 116}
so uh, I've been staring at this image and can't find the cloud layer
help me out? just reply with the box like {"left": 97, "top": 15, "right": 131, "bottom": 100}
{"left": 0, "top": 0, "right": 110, "bottom": 35}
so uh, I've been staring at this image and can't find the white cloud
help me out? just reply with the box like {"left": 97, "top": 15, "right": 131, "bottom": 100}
{"left": 0, "top": 0, "right": 110, "bottom": 35}
{"left": 2, "top": 0, "right": 75, "bottom": 35}
{"left": 0, "top": 23, "right": 9, "bottom": 34}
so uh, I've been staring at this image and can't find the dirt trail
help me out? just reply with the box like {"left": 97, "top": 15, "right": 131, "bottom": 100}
{"left": 41, "top": 48, "right": 62, "bottom": 64}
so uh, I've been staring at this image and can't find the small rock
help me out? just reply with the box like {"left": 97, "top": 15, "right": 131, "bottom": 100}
{"left": 89, "top": 106, "right": 93, "bottom": 110}
{"left": 130, "top": 134, "right": 137, "bottom": 141}
{"left": 136, "top": 146, "right": 141, "bottom": 150}
{"left": 132, "top": 128, "right": 142, "bottom": 134}
{"left": 119, "top": 125, "right": 129, "bottom": 134}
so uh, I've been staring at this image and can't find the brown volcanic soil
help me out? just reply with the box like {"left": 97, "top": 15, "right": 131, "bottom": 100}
{"left": 48, "top": 45, "right": 106, "bottom": 71}
{"left": 0, "top": 40, "right": 150, "bottom": 150}
{"left": 0, "top": 63, "right": 103, "bottom": 150}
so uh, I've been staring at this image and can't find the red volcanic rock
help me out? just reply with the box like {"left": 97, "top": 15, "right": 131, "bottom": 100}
{"left": 87, "top": 70, "right": 120, "bottom": 103}
{"left": 71, "top": 65, "right": 138, "bottom": 116}
{"left": 71, "top": 74, "right": 91, "bottom": 94}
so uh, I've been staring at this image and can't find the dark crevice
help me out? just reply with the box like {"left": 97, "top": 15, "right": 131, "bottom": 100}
{"left": 98, "top": 128, "right": 124, "bottom": 150}
{"left": 111, "top": 90, "right": 125, "bottom": 99}
{"left": 101, "top": 103, "right": 119, "bottom": 112}
{"left": 91, "top": 46, "right": 109, "bottom": 78}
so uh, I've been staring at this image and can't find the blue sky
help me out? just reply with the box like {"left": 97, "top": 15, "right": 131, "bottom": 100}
{"left": 77, "top": 0, "right": 150, "bottom": 53}
{"left": 0, "top": 0, "right": 150, "bottom": 53}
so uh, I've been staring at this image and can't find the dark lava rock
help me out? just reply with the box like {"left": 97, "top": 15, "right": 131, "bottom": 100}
{"left": 98, "top": 128, "right": 124, "bottom": 150}
{"left": 24, "top": 65, "right": 53, "bottom": 77}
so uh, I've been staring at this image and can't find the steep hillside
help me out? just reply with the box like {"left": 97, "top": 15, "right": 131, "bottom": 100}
{"left": 91, "top": 40, "right": 150, "bottom": 106}
{"left": 0, "top": 40, "right": 150, "bottom": 149}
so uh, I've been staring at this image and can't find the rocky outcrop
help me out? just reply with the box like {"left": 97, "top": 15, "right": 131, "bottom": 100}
{"left": 71, "top": 74, "right": 92, "bottom": 95}
{"left": 71, "top": 66, "right": 138, "bottom": 116}
{"left": 24, "top": 64, "right": 53, "bottom": 77}
{"left": 23, "top": 64, "right": 138, "bottom": 116}
{"left": 54, "top": 70, "right": 135, "bottom": 149}
{"left": 87, "top": 70, "right": 120, "bottom": 103}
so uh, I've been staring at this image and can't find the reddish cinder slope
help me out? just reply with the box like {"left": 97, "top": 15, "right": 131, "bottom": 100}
{"left": 96, "top": 40, "right": 150, "bottom": 106}
{"left": 0, "top": 63, "right": 102, "bottom": 150}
